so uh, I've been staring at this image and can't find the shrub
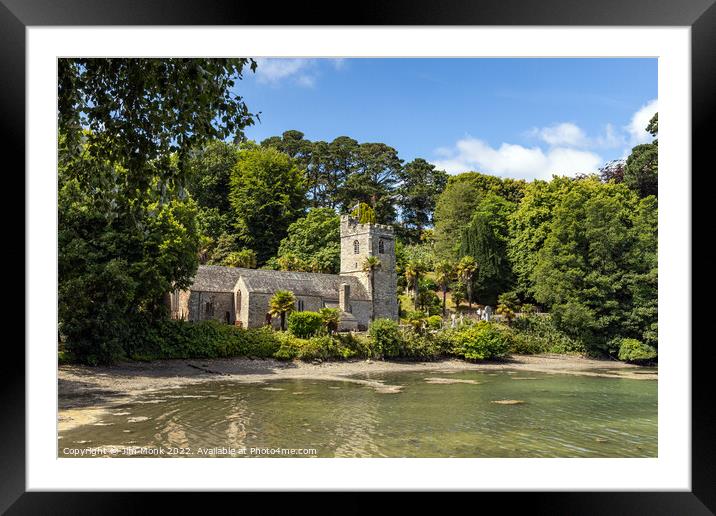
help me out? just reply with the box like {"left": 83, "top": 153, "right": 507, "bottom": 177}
{"left": 449, "top": 321, "right": 513, "bottom": 361}
{"left": 426, "top": 315, "right": 443, "bottom": 330}
{"left": 319, "top": 308, "right": 340, "bottom": 334}
{"left": 288, "top": 311, "right": 324, "bottom": 338}
{"left": 510, "top": 314, "right": 585, "bottom": 355}
{"left": 274, "top": 332, "right": 303, "bottom": 360}
{"left": 617, "top": 338, "right": 657, "bottom": 363}
{"left": 400, "top": 330, "right": 440, "bottom": 359}
{"left": 120, "top": 320, "right": 282, "bottom": 361}
{"left": 368, "top": 318, "right": 403, "bottom": 358}
{"left": 497, "top": 291, "right": 521, "bottom": 312}
{"left": 404, "top": 311, "right": 427, "bottom": 332}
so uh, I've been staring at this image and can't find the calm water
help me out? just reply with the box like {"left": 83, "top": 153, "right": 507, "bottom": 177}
{"left": 58, "top": 369, "right": 657, "bottom": 458}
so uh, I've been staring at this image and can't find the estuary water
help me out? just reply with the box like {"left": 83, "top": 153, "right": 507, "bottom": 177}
{"left": 58, "top": 369, "right": 657, "bottom": 458}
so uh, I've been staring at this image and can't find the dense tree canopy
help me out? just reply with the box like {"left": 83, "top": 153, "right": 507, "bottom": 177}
{"left": 275, "top": 208, "right": 341, "bottom": 273}
{"left": 624, "top": 113, "right": 658, "bottom": 198}
{"left": 229, "top": 145, "right": 308, "bottom": 264}
{"left": 434, "top": 172, "right": 526, "bottom": 259}
{"left": 58, "top": 58, "right": 257, "bottom": 364}
{"left": 58, "top": 60, "right": 658, "bottom": 364}
{"left": 397, "top": 158, "right": 449, "bottom": 243}
{"left": 459, "top": 194, "right": 516, "bottom": 306}
{"left": 532, "top": 178, "right": 657, "bottom": 352}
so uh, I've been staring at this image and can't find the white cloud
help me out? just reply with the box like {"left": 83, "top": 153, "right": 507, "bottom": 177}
{"left": 432, "top": 137, "right": 602, "bottom": 180}
{"left": 254, "top": 58, "right": 317, "bottom": 87}
{"left": 530, "top": 122, "right": 589, "bottom": 147}
{"left": 253, "top": 58, "right": 347, "bottom": 87}
{"left": 595, "top": 123, "right": 625, "bottom": 149}
{"left": 626, "top": 99, "right": 658, "bottom": 145}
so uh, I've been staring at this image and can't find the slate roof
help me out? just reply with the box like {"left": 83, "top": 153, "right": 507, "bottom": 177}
{"left": 189, "top": 265, "right": 370, "bottom": 301}
{"left": 188, "top": 265, "right": 244, "bottom": 292}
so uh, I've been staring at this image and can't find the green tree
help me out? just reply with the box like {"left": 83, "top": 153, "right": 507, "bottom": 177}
{"left": 57, "top": 58, "right": 257, "bottom": 363}
{"left": 363, "top": 256, "right": 382, "bottom": 321}
{"left": 339, "top": 142, "right": 402, "bottom": 224}
{"left": 397, "top": 158, "right": 448, "bottom": 243}
{"left": 223, "top": 249, "right": 257, "bottom": 268}
{"left": 351, "top": 202, "right": 377, "bottom": 224}
{"left": 507, "top": 176, "right": 575, "bottom": 300}
{"left": 532, "top": 177, "right": 657, "bottom": 354}
{"left": 459, "top": 194, "right": 516, "bottom": 306}
{"left": 269, "top": 290, "right": 297, "bottom": 331}
{"left": 277, "top": 208, "right": 341, "bottom": 273}
{"left": 319, "top": 307, "right": 340, "bottom": 335}
{"left": 404, "top": 259, "right": 426, "bottom": 309}
{"left": 434, "top": 260, "right": 455, "bottom": 316}
{"left": 59, "top": 59, "right": 257, "bottom": 190}
{"left": 456, "top": 256, "right": 478, "bottom": 309}
{"left": 434, "top": 172, "right": 526, "bottom": 259}
{"left": 229, "top": 145, "right": 308, "bottom": 264}
{"left": 186, "top": 140, "right": 240, "bottom": 240}
{"left": 624, "top": 113, "right": 658, "bottom": 198}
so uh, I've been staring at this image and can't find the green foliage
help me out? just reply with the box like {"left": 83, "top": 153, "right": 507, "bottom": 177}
{"left": 507, "top": 176, "right": 575, "bottom": 300}
{"left": 509, "top": 314, "right": 585, "bottom": 355}
{"left": 447, "top": 322, "right": 514, "bottom": 361}
{"left": 531, "top": 178, "right": 657, "bottom": 354}
{"left": 497, "top": 291, "right": 520, "bottom": 312}
{"left": 496, "top": 304, "right": 516, "bottom": 324}
{"left": 426, "top": 315, "right": 443, "bottom": 330}
{"left": 396, "top": 158, "right": 449, "bottom": 243}
{"left": 58, "top": 59, "right": 257, "bottom": 190}
{"left": 459, "top": 194, "right": 516, "bottom": 305}
{"left": 351, "top": 202, "right": 377, "bottom": 223}
{"left": 340, "top": 143, "right": 402, "bottom": 224}
{"left": 223, "top": 249, "right": 257, "bottom": 268}
{"left": 368, "top": 318, "right": 403, "bottom": 358}
{"left": 268, "top": 290, "right": 297, "bottom": 331}
{"left": 186, "top": 140, "right": 240, "bottom": 241}
{"left": 319, "top": 308, "right": 340, "bottom": 334}
{"left": 58, "top": 58, "right": 257, "bottom": 364}
{"left": 617, "top": 338, "right": 657, "bottom": 363}
{"left": 624, "top": 113, "right": 658, "bottom": 198}
{"left": 124, "top": 320, "right": 281, "bottom": 361}
{"left": 288, "top": 311, "right": 325, "bottom": 338}
{"left": 229, "top": 146, "right": 308, "bottom": 264}
{"left": 400, "top": 330, "right": 440, "bottom": 359}
{"left": 59, "top": 152, "right": 201, "bottom": 364}
{"left": 277, "top": 208, "right": 341, "bottom": 273}
{"left": 434, "top": 172, "right": 526, "bottom": 259}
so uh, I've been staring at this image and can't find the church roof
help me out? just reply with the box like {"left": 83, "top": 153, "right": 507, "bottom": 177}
{"left": 189, "top": 265, "right": 370, "bottom": 301}
{"left": 188, "top": 265, "right": 243, "bottom": 292}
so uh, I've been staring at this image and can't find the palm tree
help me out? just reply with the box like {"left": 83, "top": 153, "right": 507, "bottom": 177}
{"left": 434, "top": 260, "right": 455, "bottom": 316}
{"left": 404, "top": 259, "right": 426, "bottom": 310}
{"left": 319, "top": 307, "right": 340, "bottom": 335}
{"left": 456, "top": 256, "right": 477, "bottom": 309}
{"left": 363, "top": 256, "right": 382, "bottom": 320}
{"left": 269, "top": 290, "right": 296, "bottom": 331}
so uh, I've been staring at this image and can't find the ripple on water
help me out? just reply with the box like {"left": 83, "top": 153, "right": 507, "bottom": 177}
{"left": 58, "top": 371, "right": 657, "bottom": 458}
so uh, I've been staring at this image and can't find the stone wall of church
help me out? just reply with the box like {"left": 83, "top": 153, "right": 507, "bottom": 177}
{"left": 187, "top": 291, "right": 236, "bottom": 324}
{"left": 339, "top": 215, "right": 399, "bottom": 322}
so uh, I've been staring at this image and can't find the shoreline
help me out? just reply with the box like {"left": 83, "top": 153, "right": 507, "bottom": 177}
{"left": 58, "top": 354, "right": 656, "bottom": 432}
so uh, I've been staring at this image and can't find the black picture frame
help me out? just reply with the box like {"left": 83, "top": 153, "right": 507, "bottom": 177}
{"left": 3, "top": 0, "right": 710, "bottom": 513}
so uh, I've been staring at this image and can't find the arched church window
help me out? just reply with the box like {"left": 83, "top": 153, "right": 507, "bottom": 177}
{"left": 378, "top": 239, "right": 385, "bottom": 254}
{"left": 353, "top": 240, "right": 360, "bottom": 254}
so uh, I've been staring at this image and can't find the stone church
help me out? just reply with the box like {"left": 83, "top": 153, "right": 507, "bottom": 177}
{"left": 168, "top": 214, "right": 399, "bottom": 331}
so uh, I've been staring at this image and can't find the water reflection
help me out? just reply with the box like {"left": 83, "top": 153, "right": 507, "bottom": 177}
{"left": 58, "top": 370, "right": 657, "bottom": 458}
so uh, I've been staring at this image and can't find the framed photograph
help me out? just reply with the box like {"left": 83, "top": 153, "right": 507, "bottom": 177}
{"left": 5, "top": 0, "right": 711, "bottom": 512}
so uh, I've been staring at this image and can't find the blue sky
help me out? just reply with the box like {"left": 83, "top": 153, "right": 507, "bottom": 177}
{"left": 235, "top": 58, "right": 657, "bottom": 180}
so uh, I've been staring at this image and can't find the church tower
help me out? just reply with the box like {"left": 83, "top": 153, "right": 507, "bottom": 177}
{"left": 339, "top": 214, "right": 399, "bottom": 321}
